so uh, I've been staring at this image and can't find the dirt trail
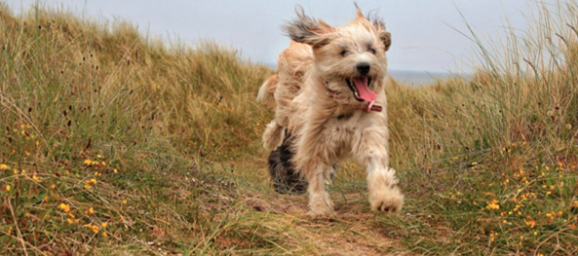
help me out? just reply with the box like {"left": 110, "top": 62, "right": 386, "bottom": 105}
{"left": 241, "top": 191, "right": 404, "bottom": 255}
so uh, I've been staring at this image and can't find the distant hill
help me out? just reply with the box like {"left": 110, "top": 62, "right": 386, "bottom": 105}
{"left": 387, "top": 69, "right": 467, "bottom": 86}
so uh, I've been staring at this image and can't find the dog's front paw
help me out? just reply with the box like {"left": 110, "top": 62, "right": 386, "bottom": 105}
{"left": 306, "top": 207, "right": 334, "bottom": 216}
{"left": 307, "top": 201, "right": 334, "bottom": 216}
{"left": 307, "top": 194, "right": 334, "bottom": 216}
{"left": 369, "top": 185, "right": 404, "bottom": 213}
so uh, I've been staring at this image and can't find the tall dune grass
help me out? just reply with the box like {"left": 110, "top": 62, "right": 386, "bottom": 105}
{"left": 381, "top": 2, "right": 578, "bottom": 254}
{"left": 1, "top": 4, "right": 274, "bottom": 255}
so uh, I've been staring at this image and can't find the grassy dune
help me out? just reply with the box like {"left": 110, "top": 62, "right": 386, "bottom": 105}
{"left": 1, "top": 2, "right": 577, "bottom": 255}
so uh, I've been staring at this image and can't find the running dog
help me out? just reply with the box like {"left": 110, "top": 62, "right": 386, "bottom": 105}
{"left": 258, "top": 6, "right": 403, "bottom": 215}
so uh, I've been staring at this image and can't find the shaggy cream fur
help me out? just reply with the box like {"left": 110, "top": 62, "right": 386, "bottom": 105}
{"left": 259, "top": 6, "right": 403, "bottom": 215}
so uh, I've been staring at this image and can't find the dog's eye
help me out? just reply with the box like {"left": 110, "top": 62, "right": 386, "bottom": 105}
{"left": 340, "top": 50, "right": 349, "bottom": 57}
{"left": 369, "top": 47, "right": 377, "bottom": 55}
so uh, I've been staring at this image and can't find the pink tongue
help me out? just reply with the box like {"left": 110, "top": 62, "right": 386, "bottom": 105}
{"left": 353, "top": 77, "right": 376, "bottom": 102}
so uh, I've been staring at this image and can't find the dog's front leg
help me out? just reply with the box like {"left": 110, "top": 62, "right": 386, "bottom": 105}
{"left": 303, "top": 162, "right": 334, "bottom": 215}
{"left": 355, "top": 127, "right": 404, "bottom": 213}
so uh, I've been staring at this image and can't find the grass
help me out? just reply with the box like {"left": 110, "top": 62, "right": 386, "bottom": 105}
{"left": 1, "top": 1, "right": 577, "bottom": 255}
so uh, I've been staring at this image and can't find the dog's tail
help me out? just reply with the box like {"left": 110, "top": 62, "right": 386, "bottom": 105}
{"left": 262, "top": 120, "right": 285, "bottom": 150}
{"left": 257, "top": 74, "right": 278, "bottom": 103}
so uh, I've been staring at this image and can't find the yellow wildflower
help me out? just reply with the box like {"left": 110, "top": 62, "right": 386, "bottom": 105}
{"left": 32, "top": 174, "right": 42, "bottom": 182}
{"left": 0, "top": 164, "right": 9, "bottom": 170}
{"left": 113, "top": 168, "right": 118, "bottom": 174}
{"left": 50, "top": 184, "right": 56, "bottom": 190}
{"left": 85, "top": 178, "right": 97, "bottom": 190}
{"left": 67, "top": 218, "right": 74, "bottom": 225}
{"left": 83, "top": 159, "right": 92, "bottom": 166}
{"left": 6, "top": 185, "right": 10, "bottom": 191}
{"left": 486, "top": 199, "right": 500, "bottom": 210}
{"left": 59, "top": 203, "right": 70, "bottom": 213}
{"left": 102, "top": 231, "right": 108, "bottom": 237}
{"left": 101, "top": 222, "right": 107, "bottom": 228}
{"left": 89, "top": 207, "right": 94, "bottom": 215}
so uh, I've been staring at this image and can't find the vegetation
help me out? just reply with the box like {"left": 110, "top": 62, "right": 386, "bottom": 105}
{"left": 1, "top": 1, "right": 577, "bottom": 255}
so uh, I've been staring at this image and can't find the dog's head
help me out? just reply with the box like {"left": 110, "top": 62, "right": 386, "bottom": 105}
{"left": 284, "top": 6, "right": 391, "bottom": 104}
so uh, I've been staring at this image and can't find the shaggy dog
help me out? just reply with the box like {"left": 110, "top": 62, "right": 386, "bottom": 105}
{"left": 258, "top": 6, "right": 403, "bottom": 215}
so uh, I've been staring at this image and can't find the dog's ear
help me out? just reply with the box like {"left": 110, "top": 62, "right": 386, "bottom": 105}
{"left": 356, "top": 4, "right": 392, "bottom": 52}
{"left": 370, "top": 17, "right": 392, "bottom": 52}
{"left": 374, "top": 21, "right": 392, "bottom": 52}
{"left": 283, "top": 6, "right": 334, "bottom": 47}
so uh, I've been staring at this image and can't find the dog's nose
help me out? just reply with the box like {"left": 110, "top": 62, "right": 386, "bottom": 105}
{"left": 356, "top": 62, "right": 371, "bottom": 75}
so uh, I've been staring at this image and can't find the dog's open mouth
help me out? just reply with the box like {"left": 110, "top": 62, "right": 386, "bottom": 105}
{"left": 345, "top": 77, "right": 376, "bottom": 102}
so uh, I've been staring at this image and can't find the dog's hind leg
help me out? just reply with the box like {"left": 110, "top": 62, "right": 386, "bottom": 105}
{"left": 268, "top": 132, "right": 307, "bottom": 194}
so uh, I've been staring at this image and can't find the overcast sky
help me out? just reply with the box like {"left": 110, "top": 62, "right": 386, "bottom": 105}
{"left": 4, "top": 0, "right": 561, "bottom": 73}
